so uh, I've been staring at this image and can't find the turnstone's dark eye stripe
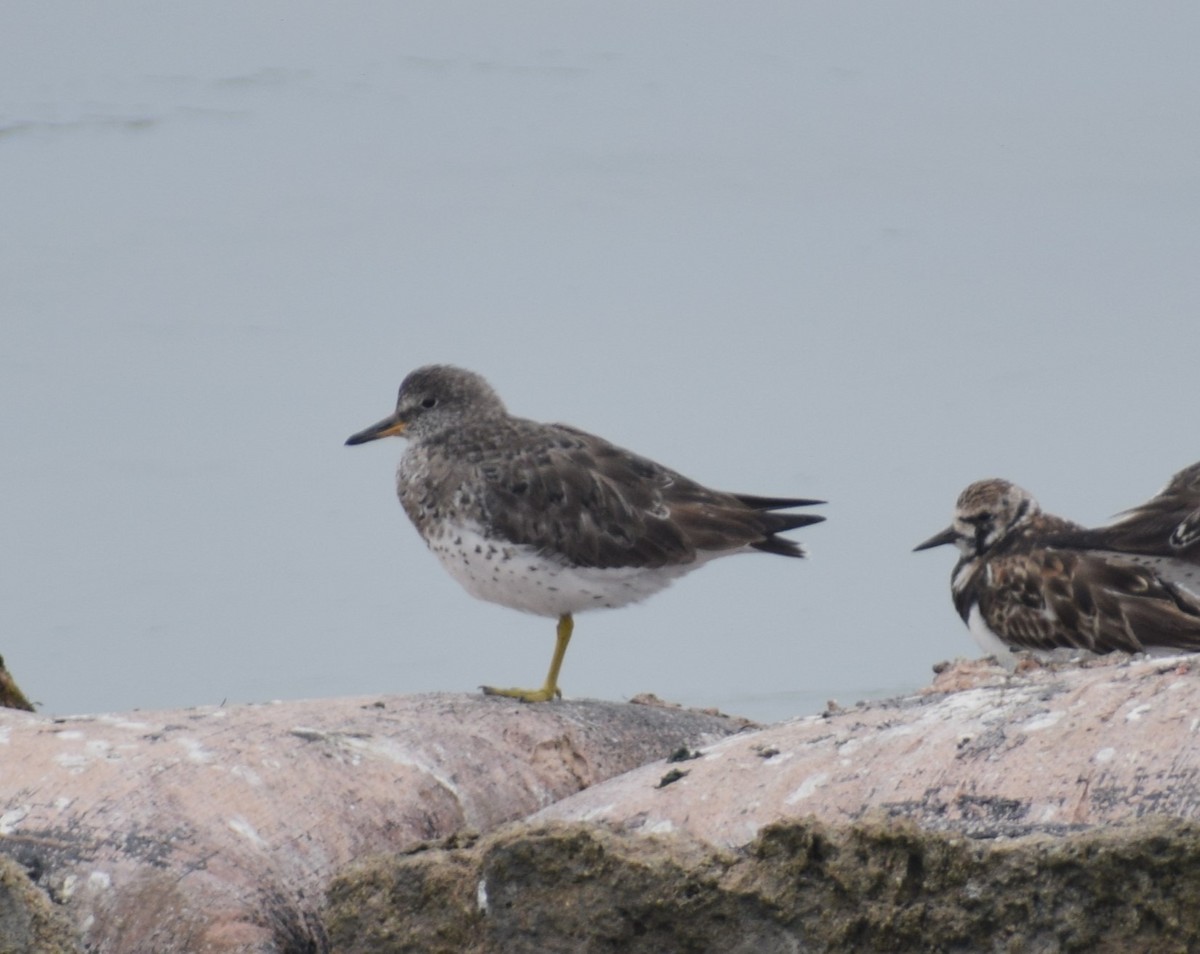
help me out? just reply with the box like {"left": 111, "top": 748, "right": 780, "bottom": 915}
{"left": 919, "top": 473, "right": 1200, "bottom": 659}
{"left": 1009, "top": 497, "right": 1031, "bottom": 530}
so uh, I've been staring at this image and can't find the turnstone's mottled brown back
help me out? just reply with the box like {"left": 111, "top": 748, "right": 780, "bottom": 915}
{"left": 916, "top": 477, "right": 1200, "bottom": 656}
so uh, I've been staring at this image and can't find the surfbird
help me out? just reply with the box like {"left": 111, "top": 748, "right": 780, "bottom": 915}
{"left": 346, "top": 365, "right": 825, "bottom": 702}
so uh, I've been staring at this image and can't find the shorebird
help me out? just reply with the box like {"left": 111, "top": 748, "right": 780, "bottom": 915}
{"left": 347, "top": 365, "right": 825, "bottom": 701}
{"left": 1074, "top": 461, "right": 1200, "bottom": 598}
{"left": 914, "top": 478, "right": 1200, "bottom": 658}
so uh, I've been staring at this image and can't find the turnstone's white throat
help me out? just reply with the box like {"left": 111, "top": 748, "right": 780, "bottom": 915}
{"left": 915, "top": 478, "right": 1200, "bottom": 658}
{"left": 347, "top": 365, "right": 825, "bottom": 702}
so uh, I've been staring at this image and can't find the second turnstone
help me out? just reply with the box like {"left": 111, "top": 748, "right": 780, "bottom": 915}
{"left": 914, "top": 478, "right": 1200, "bottom": 658}
{"left": 346, "top": 365, "right": 825, "bottom": 702}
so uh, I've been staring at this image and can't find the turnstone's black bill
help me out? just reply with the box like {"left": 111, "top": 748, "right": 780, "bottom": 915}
{"left": 347, "top": 365, "right": 825, "bottom": 702}
{"left": 914, "top": 478, "right": 1200, "bottom": 658}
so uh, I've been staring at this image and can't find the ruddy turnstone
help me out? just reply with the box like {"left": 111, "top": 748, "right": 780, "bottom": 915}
{"left": 914, "top": 478, "right": 1200, "bottom": 657}
{"left": 346, "top": 365, "right": 825, "bottom": 702}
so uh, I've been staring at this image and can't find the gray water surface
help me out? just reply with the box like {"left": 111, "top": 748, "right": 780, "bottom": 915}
{"left": 3, "top": 2, "right": 1199, "bottom": 721}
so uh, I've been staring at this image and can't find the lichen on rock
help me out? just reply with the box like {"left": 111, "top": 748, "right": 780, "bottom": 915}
{"left": 326, "top": 815, "right": 1200, "bottom": 954}
{"left": 0, "top": 853, "right": 80, "bottom": 954}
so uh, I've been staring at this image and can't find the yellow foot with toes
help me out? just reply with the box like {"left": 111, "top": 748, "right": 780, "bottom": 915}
{"left": 480, "top": 615, "right": 573, "bottom": 703}
{"left": 481, "top": 684, "right": 562, "bottom": 703}
{"left": 479, "top": 614, "right": 573, "bottom": 703}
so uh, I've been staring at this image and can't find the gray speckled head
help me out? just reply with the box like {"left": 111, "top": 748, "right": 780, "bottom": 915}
{"left": 345, "top": 365, "right": 506, "bottom": 446}
{"left": 393, "top": 365, "right": 506, "bottom": 441}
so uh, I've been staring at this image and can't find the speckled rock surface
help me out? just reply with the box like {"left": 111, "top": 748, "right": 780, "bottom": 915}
{"left": 535, "top": 653, "right": 1200, "bottom": 842}
{"left": 324, "top": 654, "right": 1200, "bottom": 953}
{"left": 0, "top": 693, "right": 738, "bottom": 953}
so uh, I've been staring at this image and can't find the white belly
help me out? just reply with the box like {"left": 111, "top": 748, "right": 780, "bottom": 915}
{"left": 423, "top": 521, "right": 701, "bottom": 618}
{"left": 951, "top": 563, "right": 1014, "bottom": 660}
{"left": 966, "top": 603, "right": 1015, "bottom": 660}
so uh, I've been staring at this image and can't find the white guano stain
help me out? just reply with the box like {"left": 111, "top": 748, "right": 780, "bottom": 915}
{"left": 230, "top": 764, "right": 264, "bottom": 786}
{"left": 785, "top": 771, "right": 830, "bottom": 805}
{"left": 228, "top": 816, "right": 267, "bottom": 847}
{"left": 0, "top": 807, "right": 28, "bottom": 834}
{"left": 1093, "top": 747, "right": 1116, "bottom": 764}
{"left": 578, "top": 804, "right": 616, "bottom": 822}
{"left": 1020, "top": 711, "right": 1063, "bottom": 732}
{"left": 1125, "top": 704, "right": 1153, "bottom": 723}
{"left": 339, "top": 735, "right": 464, "bottom": 804}
{"left": 88, "top": 871, "right": 112, "bottom": 891}
{"left": 86, "top": 739, "right": 114, "bottom": 758}
{"left": 96, "top": 715, "right": 153, "bottom": 732}
{"left": 935, "top": 687, "right": 996, "bottom": 718}
{"left": 176, "top": 736, "right": 213, "bottom": 763}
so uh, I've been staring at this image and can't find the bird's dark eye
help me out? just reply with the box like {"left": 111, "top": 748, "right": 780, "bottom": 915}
{"left": 971, "top": 511, "right": 992, "bottom": 524}
{"left": 421, "top": 397, "right": 438, "bottom": 409}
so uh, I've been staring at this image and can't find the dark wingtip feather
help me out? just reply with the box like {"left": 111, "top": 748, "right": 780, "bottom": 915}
{"left": 751, "top": 536, "right": 807, "bottom": 558}
{"left": 777, "top": 512, "right": 826, "bottom": 529}
{"left": 750, "top": 508, "right": 825, "bottom": 558}
{"left": 734, "top": 493, "right": 825, "bottom": 511}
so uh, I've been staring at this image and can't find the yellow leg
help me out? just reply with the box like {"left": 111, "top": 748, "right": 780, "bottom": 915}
{"left": 482, "top": 614, "right": 573, "bottom": 703}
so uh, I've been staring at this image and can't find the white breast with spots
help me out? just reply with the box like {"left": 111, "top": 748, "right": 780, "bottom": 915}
{"left": 423, "top": 521, "right": 701, "bottom": 617}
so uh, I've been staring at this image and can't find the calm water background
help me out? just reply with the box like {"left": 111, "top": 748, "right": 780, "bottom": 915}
{"left": 3, "top": 3, "right": 1199, "bottom": 721}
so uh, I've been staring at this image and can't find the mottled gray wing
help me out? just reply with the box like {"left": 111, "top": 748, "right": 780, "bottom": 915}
{"left": 1078, "top": 461, "right": 1200, "bottom": 561}
{"left": 977, "top": 549, "right": 1200, "bottom": 654}
{"left": 479, "top": 423, "right": 815, "bottom": 570}
{"left": 1161, "top": 461, "right": 1200, "bottom": 497}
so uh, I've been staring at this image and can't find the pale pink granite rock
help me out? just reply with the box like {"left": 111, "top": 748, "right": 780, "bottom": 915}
{"left": 0, "top": 693, "right": 737, "bottom": 953}
{"left": 323, "top": 655, "right": 1200, "bottom": 953}
{"left": 535, "top": 653, "right": 1200, "bottom": 844}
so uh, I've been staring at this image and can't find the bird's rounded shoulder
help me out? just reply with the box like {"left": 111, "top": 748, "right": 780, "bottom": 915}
{"left": 457, "top": 418, "right": 677, "bottom": 489}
